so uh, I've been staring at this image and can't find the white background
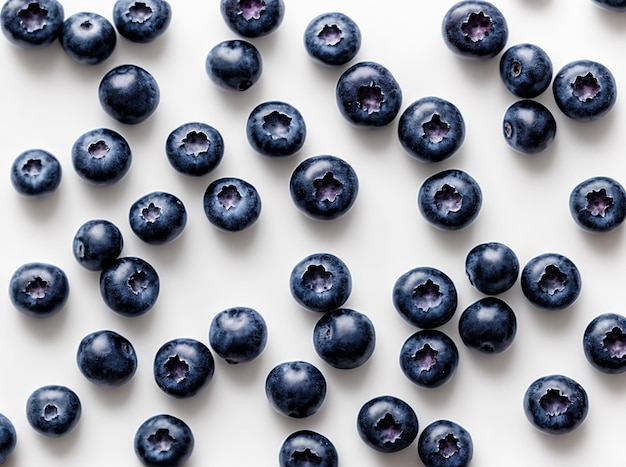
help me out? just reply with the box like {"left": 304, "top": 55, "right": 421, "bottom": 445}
{"left": 1, "top": 0, "right": 626, "bottom": 466}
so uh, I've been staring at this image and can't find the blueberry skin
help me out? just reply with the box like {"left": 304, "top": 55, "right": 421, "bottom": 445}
{"left": 61, "top": 12, "right": 117, "bottom": 65}
{"left": 10, "top": 148, "right": 62, "bottom": 197}
{"left": 592, "top": 0, "right": 626, "bottom": 10}
{"left": 398, "top": 96, "right": 465, "bottom": 163}
{"left": 458, "top": 297, "right": 517, "bottom": 354}
{"left": 0, "top": 0, "right": 64, "bottom": 49}
{"left": 520, "top": 252, "right": 582, "bottom": 311}
{"left": 499, "top": 43, "right": 553, "bottom": 98}
{"left": 73, "top": 219, "right": 124, "bottom": 271}
{"left": 134, "top": 414, "right": 194, "bottom": 467}
{"left": 442, "top": 0, "right": 508, "bottom": 60}
{"left": 203, "top": 176, "right": 262, "bottom": 232}
{"left": 246, "top": 100, "right": 307, "bottom": 158}
{"left": 25, "top": 385, "right": 81, "bottom": 438}
{"left": 71, "top": 128, "right": 132, "bottom": 185}
{"left": 98, "top": 64, "right": 160, "bottom": 125}
{"left": 399, "top": 329, "right": 460, "bottom": 388}
{"left": 0, "top": 414, "right": 16, "bottom": 464}
{"left": 335, "top": 61, "right": 402, "bottom": 127}
{"left": 76, "top": 329, "right": 138, "bottom": 387}
{"left": 502, "top": 100, "right": 557, "bottom": 155}
{"left": 99, "top": 256, "right": 160, "bottom": 317}
{"left": 205, "top": 39, "right": 263, "bottom": 92}
{"left": 289, "top": 154, "right": 359, "bottom": 221}
{"left": 129, "top": 191, "right": 187, "bottom": 245}
{"left": 209, "top": 306, "right": 268, "bottom": 364}
{"left": 417, "top": 168, "right": 482, "bottom": 231}
{"left": 313, "top": 308, "right": 375, "bottom": 369}
{"left": 112, "top": 0, "right": 171, "bottom": 43}
{"left": 220, "top": 0, "right": 285, "bottom": 38}
{"left": 303, "top": 11, "right": 361, "bottom": 66}
{"left": 569, "top": 176, "right": 626, "bottom": 233}
{"left": 552, "top": 59, "right": 617, "bottom": 121}
{"left": 417, "top": 419, "right": 473, "bottom": 467}
{"left": 523, "top": 374, "right": 589, "bottom": 435}
{"left": 289, "top": 252, "right": 352, "bottom": 313}
{"left": 465, "top": 241, "right": 519, "bottom": 295}
{"left": 279, "top": 430, "right": 338, "bottom": 467}
{"left": 9, "top": 262, "right": 69, "bottom": 318}
{"left": 153, "top": 337, "right": 215, "bottom": 399}
{"left": 583, "top": 313, "right": 626, "bottom": 374}
{"left": 265, "top": 360, "right": 327, "bottom": 418}
{"left": 356, "top": 394, "right": 418, "bottom": 453}
{"left": 165, "top": 122, "right": 224, "bottom": 176}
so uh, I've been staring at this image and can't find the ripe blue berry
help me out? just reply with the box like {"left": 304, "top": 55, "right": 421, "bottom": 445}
{"left": 209, "top": 306, "right": 268, "bottom": 364}
{"left": 76, "top": 329, "right": 138, "bottom": 387}
{"left": 399, "top": 329, "right": 460, "bottom": 388}
{"left": 25, "top": 385, "right": 81, "bottom": 438}
{"left": 569, "top": 175, "right": 626, "bottom": 233}
{"left": 592, "top": 0, "right": 626, "bottom": 10}
{"left": 246, "top": 100, "right": 307, "bottom": 158}
{"left": 71, "top": 128, "right": 132, "bottom": 185}
{"left": 265, "top": 360, "right": 327, "bottom": 418}
{"left": 583, "top": 312, "right": 626, "bottom": 374}
{"left": 165, "top": 122, "right": 224, "bottom": 176}
{"left": 203, "top": 176, "right": 262, "bottom": 232}
{"left": 465, "top": 241, "right": 519, "bottom": 295}
{"left": 128, "top": 191, "right": 187, "bottom": 245}
{"left": 499, "top": 43, "right": 553, "bottom": 98}
{"left": 417, "top": 419, "right": 473, "bottom": 467}
{"left": 72, "top": 219, "right": 124, "bottom": 271}
{"left": 205, "top": 39, "right": 263, "bottom": 92}
{"left": 458, "top": 297, "right": 517, "bottom": 354}
{"left": 303, "top": 11, "right": 361, "bottom": 66}
{"left": 10, "top": 148, "right": 62, "bottom": 197}
{"left": 112, "top": 0, "right": 172, "bottom": 43}
{"left": 0, "top": 413, "right": 16, "bottom": 463}
{"left": 134, "top": 414, "right": 194, "bottom": 467}
{"left": 220, "top": 0, "right": 285, "bottom": 38}
{"left": 61, "top": 12, "right": 117, "bottom": 65}
{"left": 502, "top": 100, "right": 557, "bottom": 154}
{"left": 0, "top": 0, "right": 64, "bottom": 49}
{"left": 279, "top": 430, "right": 338, "bottom": 467}
{"left": 9, "top": 262, "right": 69, "bottom": 318}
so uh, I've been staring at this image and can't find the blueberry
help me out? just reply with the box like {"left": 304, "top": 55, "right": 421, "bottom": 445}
{"left": 335, "top": 61, "right": 402, "bottom": 127}
{"left": 112, "top": 0, "right": 171, "bottom": 43}
{"left": 61, "top": 12, "right": 117, "bottom": 65}
{"left": 399, "top": 329, "right": 460, "bottom": 388}
{"left": 0, "top": 0, "right": 64, "bottom": 49}
{"left": 592, "top": 0, "right": 626, "bottom": 10}
{"left": 76, "top": 329, "right": 138, "bottom": 387}
{"left": 9, "top": 262, "right": 69, "bottom": 318}
{"left": 583, "top": 312, "right": 626, "bottom": 374}
{"left": 10, "top": 148, "right": 62, "bottom": 197}
{"left": 356, "top": 394, "right": 418, "bottom": 453}
{"left": 458, "top": 297, "right": 517, "bottom": 354}
{"left": 246, "top": 100, "right": 307, "bottom": 158}
{"left": 265, "top": 360, "right": 327, "bottom": 418}
{"left": 523, "top": 374, "right": 589, "bottom": 435}
{"left": 134, "top": 414, "right": 194, "bottom": 467}
{"left": 25, "top": 384, "right": 81, "bottom": 438}
{"left": 417, "top": 419, "right": 473, "bottom": 467}
{"left": 279, "top": 429, "right": 338, "bottom": 467}
{"left": 502, "top": 99, "right": 557, "bottom": 154}
{"left": 312, "top": 308, "right": 375, "bottom": 369}
{"left": 392, "top": 266, "right": 458, "bottom": 329}
{"left": 499, "top": 43, "right": 553, "bottom": 98}
{"left": 417, "top": 168, "right": 482, "bottom": 230}
{"left": 98, "top": 64, "right": 160, "bottom": 125}
{"left": 129, "top": 191, "right": 187, "bottom": 245}
{"left": 165, "top": 122, "right": 224, "bottom": 176}
{"left": 202, "top": 176, "right": 262, "bottom": 231}
{"left": 205, "top": 39, "right": 263, "bottom": 92}
{"left": 99, "top": 256, "right": 160, "bottom": 317}
{"left": 520, "top": 252, "right": 582, "bottom": 311}
{"left": 441, "top": 0, "right": 508, "bottom": 60}
{"left": 220, "top": 0, "right": 285, "bottom": 38}
{"left": 72, "top": 219, "right": 124, "bottom": 271}
{"left": 289, "top": 252, "right": 352, "bottom": 313}
{"left": 303, "top": 11, "right": 361, "bottom": 66}
{"left": 71, "top": 127, "right": 132, "bottom": 185}
{"left": 0, "top": 413, "right": 16, "bottom": 464}
{"left": 569, "top": 176, "right": 626, "bottom": 233}
{"left": 552, "top": 59, "right": 617, "bottom": 121}
{"left": 208, "top": 306, "right": 268, "bottom": 364}
{"left": 464, "top": 241, "right": 519, "bottom": 295}
{"left": 153, "top": 337, "right": 215, "bottom": 399}
{"left": 289, "top": 154, "right": 359, "bottom": 221}
{"left": 397, "top": 96, "right": 466, "bottom": 163}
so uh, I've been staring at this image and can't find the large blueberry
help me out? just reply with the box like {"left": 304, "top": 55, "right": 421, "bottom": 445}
{"left": 458, "top": 297, "right": 517, "bottom": 354}
{"left": 10, "top": 148, "right": 62, "bottom": 197}
{"left": 72, "top": 219, "right": 123, "bottom": 271}
{"left": 303, "top": 11, "right": 361, "bottom": 66}
{"left": 399, "top": 329, "right": 460, "bottom": 388}
{"left": 71, "top": 127, "right": 132, "bottom": 185}
{"left": 165, "top": 122, "right": 224, "bottom": 176}
{"left": 0, "top": 0, "right": 64, "bottom": 49}
{"left": 502, "top": 100, "right": 557, "bottom": 154}
{"left": 128, "top": 191, "right": 187, "bottom": 245}
{"left": 134, "top": 414, "right": 194, "bottom": 467}
{"left": 220, "top": 0, "right": 285, "bottom": 38}
{"left": 0, "top": 413, "right": 16, "bottom": 463}
{"left": 208, "top": 306, "right": 268, "bottom": 364}
{"left": 112, "top": 0, "right": 171, "bottom": 43}
{"left": 583, "top": 312, "right": 626, "bottom": 374}
{"left": 61, "top": 12, "right": 117, "bottom": 65}
{"left": 417, "top": 419, "right": 473, "bottom": 467}
{"left": 76, "top": 329, "right": 138, "bottom": 387}
{"left": 592, "top": 0, "right": 626, "bottom": 10}
{"left": 246, "top": 100, "right": 306, "bottom": 158}
{"left": 279, "top": 429, "right": 338, "bottom": 467}
{"left": 25, "top": 385, "right": 81, "bottom": 438}
{"left": 205, "top": 39, "right": 262, "bottom": 92}
{"left": 265, "top": 360, "right": 327, "bottom": 418}
{"left": 9, "top": 262, "right": 69, "bottom": 318}
{"left": 465, "top": 241, "right": 519, "bottom": 295}
{"left": 499, "top": 43, "right": 553, "bottom": 98}
{"left": 569, "top": 176, "right": 626, "bottom": 233}
{"left": 203, "top": 176, "right": 262, "bottom": 231}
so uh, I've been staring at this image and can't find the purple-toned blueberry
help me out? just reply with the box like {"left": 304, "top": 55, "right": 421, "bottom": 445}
{"left": 71, "top": 128, "right": 132, "bottom": 185}
{"left": 592, "top": 0, "right": 626, "bottom": 10}
{"left": 279, "top": 430, "right": 338, "bottom": 467}
{"left": 502, "top": 100, "right": 557, "bottom": 154}
{"left": 499, "top": 43, "right": 553, "bottom": 98}
{"left": 128, "top": 191, "right": 187, "bottom": 245}
{"left": 418, "top": 419, "right": 473, "bottom": 467}
{"left": 134, "top": 414, "right": 194, "bottom": 467}
{"left": 220, "top": 0, "right": 285, "bottom": 38}
{"left": 465, "top": 241, "right": 519, "bottom": 295}
{"left": 205, "top": 39, "right": 263, "bottom": 92}
{"left": 76, "top": 329, "right": 138, "bottom": 387}
{"left": 246, "top": 100, "right": 306, "bottom": 158}
{"left": 202, "top": 176, "right": 262, "bottom": 232}
{"left": 72, "top": 219, "right": 124, "bottom": 271}
{"left": 9, "top": 262, "right": 69, "bottom": 318}
{"left": 583, "top": 312, "right": 626, "bottom": 374}
{"left": 25, "top": 385, "right": 81, "bottom": 438}
{"left": 165, "top": 122, "right": 224, "bottom": 176}
{"left": 10, "top": 148, "right": 62, "bottom": 197}
{"left": 61, "top": 11, "right": 117, "bottom": 65}
{"left": 265, "top": 360, "right": 327, "bottom": 418}
{"left": 569, "top": 176, "right": 626, "bottom": 233}
{"left": 209, "top": 306, "right": 268, "bottom": 364}
{"left": 0, "top": 0, "right": 64, "bottom": 49}
{"left": 303, "top": 11, "right": 361, "bottom": 66}
{"left": 112, "top": 0, "right": 171, "bottom": 43}
{"left": 0, "top": 413, "right": 16, "bottom": 463}
{"left": 458, "top": 297, "right": 517, "bottom": 354}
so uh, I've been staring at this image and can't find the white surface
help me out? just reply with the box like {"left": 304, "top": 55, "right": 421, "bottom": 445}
{"left": 2, "top": 1, "right": 626, "bottom": 466}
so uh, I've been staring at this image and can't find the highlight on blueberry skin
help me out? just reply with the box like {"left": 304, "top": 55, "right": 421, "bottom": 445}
{"left": 0, "top": 0, "right": 64, "bottom": 49}
{"left": 0, "top": 413, "right": 16, "bottom": 464}
{"left": 465, "top": 241, "right": 519, "bottom": 295}
{"left": 112, "top": 0, "right": 172, "bottom": 43}
{"left": 61, "top": 12, "right": 117, "bottom": 65}
{"left": 583, "top": 312, "right": 626, "bottom": 374}
{"left": 71, "top": 128, "right": 132, "bottom": 186}
{"left": 220, "top": 0, "right": 285, "bottom": 38}
{"left": 568, "top": 175, "right": 626, "bottom": 233}
{"left": 128, "top": 191, "right": 187, "bottom": 245}
{"left": 202, "top": 176, "right": 262, "bottom": 232}
{"left": 205, "top": 39, "right": 263, "bottom": 92}
{"left": 417, "top": 419, "right": 473, "bottom": 467}
{"left": 10, "top": 148, "right": 62, "bottom": 197}
{"left": 265, "top": 360, "right": 327, "bottom": 418}
{"left": 246, "top": 100, "right": 307, "bottom": 158}
{"left": 303, "top": 11, "right": 361, "bottom": 66}
{"left": 134, "top": 413, "right": 194, "bottom": 467}
{"left": 25, "top": 384, "right": 81, "bottom": 438}
{"left": 9, "top": 262, "right": 69, "bottom": 318}
{"left": 165, "top": 122, "right": 224, "bottom": 176}
{"left": 76, "top": 329, "right": 138, "bottom": 387}
{"left": 458, "top": 297, "right": 517, "bottom": 354}
{"left": 279, "top": 429, "right": 338, "bottom": 467}
{"left": 502, "top": 100, "right": 557, "bottom": 155}
{"left": 73, "top": 219, "right": 124, "bottom": 271}
{"left": 208, "top": 306, "right": 268, "bottom": 364}
{"left": 499, "top": 43, "right": 553, "bottom": 98}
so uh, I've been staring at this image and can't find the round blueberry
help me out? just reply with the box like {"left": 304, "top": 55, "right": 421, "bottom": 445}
{"left": 76, "top": 329, "right": 138, "bottom": 387}
{"left": 499, "top": 43, "right": 553, "bottom": 98}
{"left": 10, "top": 148, "right": 62, "bottom": 197}
{"left": 165, "top": 122, "right": 224, "bottom": 176}
{"left": 569, "top": 176, "right": 626, "bottom": 233}
{"left": 592, "top": 0, "right": 626, "bottom": 10}
{"left": 220, "top": 0, "right": 285, "bottom": 38}
{"left": 209, "top": 306, "right": 268, "bottom": 364}
{"left": 0, "top": 413, "right": 16, "bottom": 464}
{"left": 202, "top": 176, "right": 262, "bottom": 232}
{"left": 246, "top": 100, "right": 306, "bottom": 158}
{"left": 112, "top": 0, "right": 171, "bottom": 43}
{"left": 71, "top": 128, "right": 132, "bottom": 185}
{"left": 25, "top": 384, "right": 81, "bottom": 438}
{"left": 303, "top": 11, "right": 361, "bottom": 66}
{"left": 205, "top": 39, "right": 263, "bottom": 92}
{"left": 61, "top": 12, "right": 117, "bottom": 65}
{"left": 0, "top": 0, "right": 64, "bottom": 49}
{"left": 465, "top": 241, "right": 519, "bottom": 295}
{"left": 279, "top": 429, "right": 338, "bottom": 467}
{"left": 458, "top": 297, "right": 517, "bottom": 354}
{"left": 417, "top": 419, "right": 473, "bottom": 467}
{"left": 9, "top": 262, "right": 69, "bottom": 318}
{"left": 72, "top": 219, "right": 124, "bottom": 271}
{"left": 502, "top": 100, "right": 557, "bottom": 154}
{"left": 265, "top": 360, "right": 327, "bottom": 418}
{"left": 128, "top": 191, "right": 187, "bottom": 245}
{"left": 134, "top": 414, "right": 194, "bottom": 467}
{"left": 583, "top": 312, "right": 626, "bottom": 374}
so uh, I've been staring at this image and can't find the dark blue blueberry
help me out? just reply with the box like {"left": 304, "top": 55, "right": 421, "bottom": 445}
{"left": 153, "top": 337, "right": 215, "bottom": 399}
{"left": 289, "top": 154, "right": 359, "bottom": 221}
{"left": 313, "top": 308, "right": 375, "bottom": 369}
{"left": 9, "top": 262, "right": 69, "bottom": 318}
{"left": 499, "top": 43, "right": 553, "bottom": 98}
{"left": 0, "top": 0, "right": 64, "bottom": 49}
{"left": 113, "top": 0, "right": 171, "bottom": 43}
{"left": 98, "top": 64, "right": 160, "bottom": 125}
{"left": 289, "top": 252, "right": 352, "bottom": 313}
{"left": 502, "top": 100, "right": 557, "bottom": 154}
{"left": 202, "top": 176, "right": 262, "bottom": 232}
{"left": 398, "top": 96, "right": 465, "bottom": 163}
{"left": 458, "top": 297, "right": 517, "bottom": 354}
{"left": 99, "top": 256, "right": 160, "bottom": 317}
{"left": 76, "top": 329, "right": 138, "bottom": 387}
{"left": 25, "top": 385, "right": 81, "bottom": 438}
{"left": 417, "top": 419, "right": 473, "bottom": 467}
{"left": 165, "top": 122, "right": 224, "bottom": 176}
{"left": 61, "top": 12, "right": 117, "bottom": 65}
{"left": 465, "top": 241, "right": 519, "bottom": 295}
{"left": 552, "top": 59, "right": 617, "bottom": 121}
{"left": 10, "top": 148, "right": 62, "bottom": 197}
{"left": 246, "top": 100, "right": 306, "bottom": 158}
{"left": 569, "top": 176, "right": 626, "bottom": 233}
{"left": 71, "top": 127, "right": 132, "bottom": 185}
{"left": 399, "top": 329, "right": 459, "bottom": 389}
{"left": 279, "top": 430, "right": 338, "bottom": 467}
{"left": 220, "top": 0, "right": 285, "bottom": 38}
{"left": 209, "top": 306, "right": 268, "bottom": 364}
{"left": 417, "top": 168, "right": 482, "bottom": 231}
{"left": 129, "top": 191, "right": 187, "bottom": 245}
{"left": 592, "top": 0, "right": 626, "bottom": 10}
{"left": 72, "top": 219, "right": 124, "bottom": 271}
{"left": 523, "top": 374, "right": 588, "bottom": 435}
{"left": 583, "top": 312, "right": 626, "bottom": 374}
{"left": 205, "top": 39, "right": 263, "bottom": 92}
{"left": 356, "top": 394, "right": 418, "bottom": 453}
{"left": 0, "top": 414, "right": 16, "bottom": 464}
{"left": 134, "top": 414, "right": 194, "bottom": 467}
{"left": 441, "top": 0, "right": 508, "bottom": 60}
{"left": 335, "top": 61, "right": 402, "bottom": 127}
{"left": 520, "top": 252, "right": 582, "bottom": 311}
{"left": 265, "top": 360, "right": 327, "bottom": 418}
{"left": 303, "top": 11, "right": 361, "bottom": 66}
